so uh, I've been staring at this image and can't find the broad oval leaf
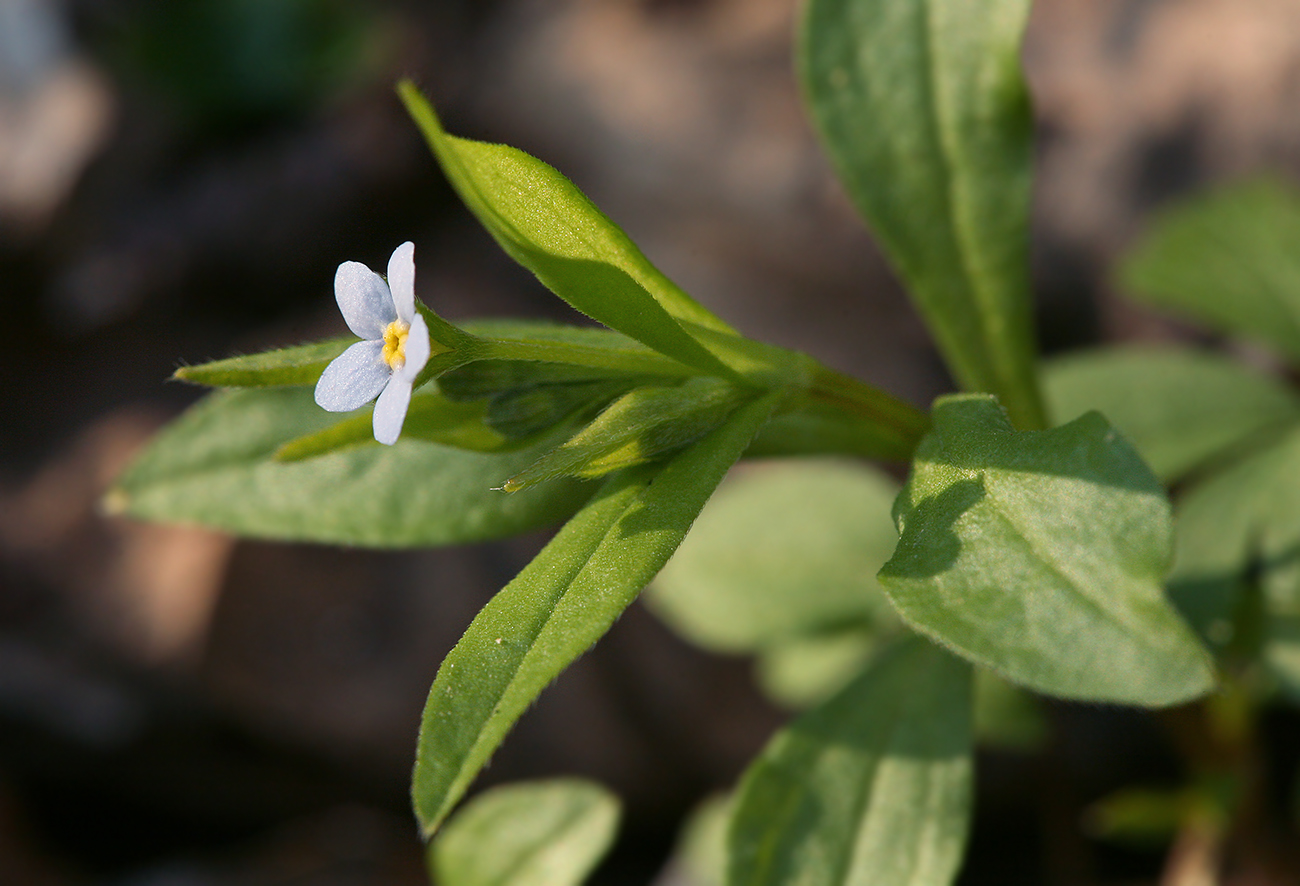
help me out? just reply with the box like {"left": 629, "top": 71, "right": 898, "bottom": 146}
{"left": 1044, "top": 345, "right": 1300, "bottom": 482}
{"left": 108, "top": 387, "right": 593, "bottom": 546}
{"left": 650, "top": 459, "right": 900, "bottom": 653}
{"left": 728, "top": 637, "right": 973, "bottom": 886}
{"left": 430, "top": 779, "right": 620, "bottom": 886}
{"left": 878, "top": 394, "right": 1215, "bottom": 707}
{"left": 1120, "top": 178, "right": 1300, "bottom": 364}
{"left": 411, "top": 392, "right": 782, "bottom": 836}
{"left": 399, "top": 82, "right": 742, "bottom": 380}
{"left": 799, "top": 0, "right": 1044, "bottom": 429}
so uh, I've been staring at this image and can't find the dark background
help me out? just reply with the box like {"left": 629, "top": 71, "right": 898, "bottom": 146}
{"left": 3, "top": 0, "right": 1300, "bottom": 883}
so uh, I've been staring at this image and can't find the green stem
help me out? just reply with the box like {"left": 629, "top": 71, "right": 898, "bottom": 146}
{"left": 806, "top": 365, "right": 930, "bottom": 448}
{"left": 475, "top": 337, "right": 699, "bottom": 379}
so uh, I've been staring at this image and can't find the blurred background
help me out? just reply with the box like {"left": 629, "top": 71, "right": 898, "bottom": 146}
{"left": 3, "top": 0, "right": 1300, "bottom": 883}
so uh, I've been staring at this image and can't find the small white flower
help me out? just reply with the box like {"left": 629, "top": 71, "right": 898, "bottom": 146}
{"left": 315, "top": 241, "right": 432, "bottom": 445}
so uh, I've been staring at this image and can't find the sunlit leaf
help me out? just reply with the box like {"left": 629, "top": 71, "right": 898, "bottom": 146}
{"left": 879, "top": 394, "right": 1215, "bottom": 706}
{"left": 800, "top": 0, "right": 1044, "bottom": 429}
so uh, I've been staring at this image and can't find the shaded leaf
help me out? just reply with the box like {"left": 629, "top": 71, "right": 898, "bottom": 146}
{"left": 728, "top": 638, "right": 972, "bottom": 886}
{"left": 799, "top": 0, "right": 1044, "bottom": 429}
{"left": 108, "top": 387, "right": 593, "bottom": 546}
{"left": 879, "top": 394, "right": 1214, "bottom": 706}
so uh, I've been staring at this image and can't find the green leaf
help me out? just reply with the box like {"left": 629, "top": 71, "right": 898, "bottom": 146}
{"left": 399, "top": 82, "right": 744, "bottom": 381}
{"left": 878, "top": 394, "right": 1215, "bottom": 706}
{"left": 274, "top": 392, "right": 515, "bottom": 462}
{"left": 799, "top": 0, "right": 1044, "bottom": 430}
{"left": 1120, "top": 178, "right": 1300, "bottom": 363}
{"left": 411, "top": 392, "right": 781, "bottom": 836}
{"left": 1170, "top": 426, "right": 1300, "bottom": 686}
{"left": 501, "top": 378, "right": 747, "bottom": 492}
{"left": 1043, "top": 345, "right": 1300, "bottom": 482}
{"left": 429, "top": 779, "right": 620, "bottom": 886}
{"left": 174, "top": 337, "right": 354, "bottom": 386}
{"left": 755, "top": 631, "right": 878, "bottom": 710}
{"left": 667, "top": 795, "right": 732, "bottom": 886}
{"left": 649, "top": 460, "right": 900, "bottom": 653}
{"left": 107, "top": 387, "right": 593, "bottom": 546}
{"left": 972, "top": 669, "right": 1047, "bottom": 753}
{"left": 727, "top": 638, "right": 972, "bottom": 886}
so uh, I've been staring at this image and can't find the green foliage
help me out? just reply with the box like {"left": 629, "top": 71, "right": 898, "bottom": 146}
{"left": 411, "top": 393, "right": 781, "bottom": 836}
{"left": 107, "top": 387, "right": 593, "bottom": 546}
{"left": 174, "top": 337, "right": 354, "bottom": 387}
{"left": 1171, "top": 426, "right": 1300, "bottom": 689}
{"left": 1043, "top": 345, "right": 1300, "bottom": 483}
{"left": 799, "top": 0, "right": 1044, "bottom": 429}
{"left": 501, "top": 378, "right": 748, "bottom": 491}
{"left": 727, "top": 638, "right": 973, "bottom": 886}
{"left": 879, "top": 394, "right": 1215, "bottom": 706}
{"left": 398, "top": 82, "right": 746, "bottom": 382}
{"left": 1121, "top": 178, "right": 1300, "bottom": 363}
{"left": 429, "top": 780, "right": 620, "bottom": 886}
{"left": 650, "top": 460, "right": 900, "bottom": 653}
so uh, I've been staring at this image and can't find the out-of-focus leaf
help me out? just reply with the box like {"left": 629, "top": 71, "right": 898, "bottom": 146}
{"left": 666, "top": 795, "right": 732, "bottom": 886}
{"left": 107, "top": 387, "right": 592, "bottom": 546}
{"left": 799, "top": 0, "right": 1044, "bottom": 429}
{"left": 755, "top": 631, "right": 878, "bottom": 710}
{"left": 174, "top": 337, "right": 354, "bottom": 387}
{"left": 1170, "top": 426, "right": 1300, "bottom": 691}
{"left": 728, "top": 638, "right": 973, "bottom": 886}
{"left": 1043, "top": 345, "right": 1300, "bottom": 482}
{"left": 879, "top": 395, "right": 1215, "bottom": 706}
{"left": 972, "top": 669, "right": 1047, "bottom": 753}
{"left": 650, "top": 460, "right": 899, "bottom": 653}
{"left": 429, "top": 779, "right": 620, "bottom": 886}
{"left": 1121, "top": 178, "right": 1300, "bottom": 364}
{"left": 411, "top": 392, "right": 781, "bottom": 836}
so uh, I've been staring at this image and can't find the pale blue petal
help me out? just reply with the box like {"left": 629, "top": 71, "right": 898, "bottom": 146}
{"left": 387, "top": 241, "right": 416, "bottom": 324}
{"left": 373, "top": 375, "right": 413, "bottom": 445}
{"left": 335, "top": 261, "right": 395, "bottom": 340}
{"left": 314, "top": 340, "right": 389, "bottom": 412}
{"left": 394, "top": 314, "right": 431, "bottom": 384}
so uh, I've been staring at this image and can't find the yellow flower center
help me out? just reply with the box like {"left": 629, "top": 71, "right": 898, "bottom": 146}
{"left": 382, "top": 319, "right": 410, "bottom": 369}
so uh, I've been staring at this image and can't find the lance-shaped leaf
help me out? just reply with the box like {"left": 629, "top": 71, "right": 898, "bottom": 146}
{"left": 1043, "top": 345, "right": 1300, "bottom": 483}
{"left": 1121, "top": 178, "right": 1300, "bottom": 364}
{"left": 399, "top": 82, "right": 743, "bottom": 381}
{"left": 107, "top": 387, "right": 593, "bottom": 546}
{"left": 174, "top": 337, "right": 355, "bottom": 387}
{"left": 878, "top": 395, "right": 1215, "bottom": 707}
{"left": 412, "top": 392, "right": 781, "bottom": 836}
{"left": 799, "top": 0, "right": 1044, "bottom": 429}
{"left": 728, "top": 638, "right": 973, "bottom": 886}
{"left": 430, "top": 779, "right": 620, "bottom": 886}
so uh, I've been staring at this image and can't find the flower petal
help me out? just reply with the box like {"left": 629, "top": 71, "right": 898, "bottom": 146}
{"left": 335, "top": 261, "right": 396, "bottom": 340}
{"left": 314, "top": 340, "right": 390, "bottom": 412}
{"left": 387, "top": 241, "right": 416, "bottom": 324}
{"left": 373, "top": 375, "right": 413, "bottom": 445}
{"left": 394, "top": 313, "right": 431, "bottom": 384}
